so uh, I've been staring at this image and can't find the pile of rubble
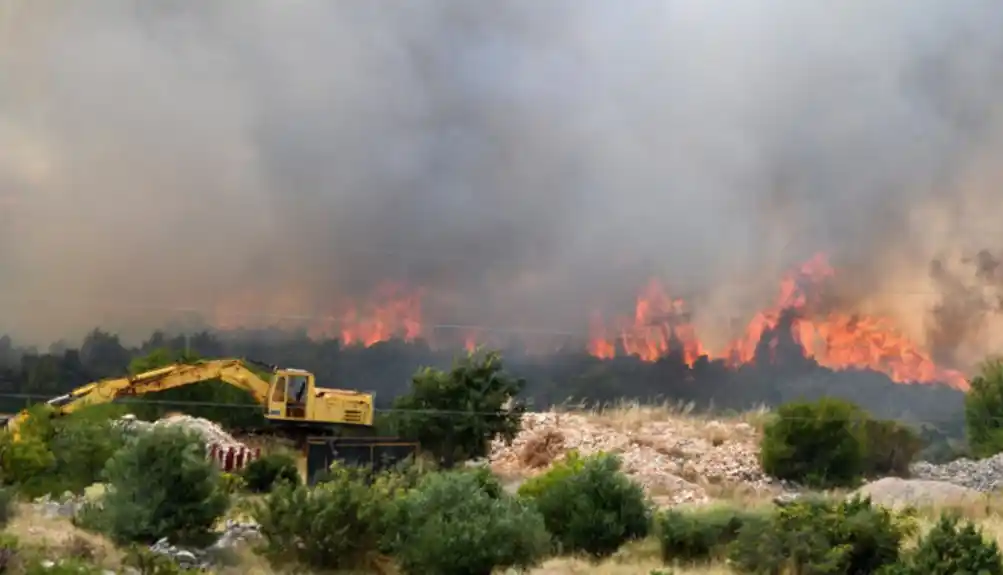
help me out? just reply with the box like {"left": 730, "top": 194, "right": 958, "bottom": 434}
{"left": 115, "top": 414, "right": 247, "bottom": 451}
{"left": 489, "top": 410, "right": 789, "bottom": 505}
{"left": 910, "top": 452, "right": 1003, "bottom": 492}
{"left": 115, "top": 414, "right": 259, "bottom": 472}
{"left": 148, "top": 520, "right": 262, "bottom": 570}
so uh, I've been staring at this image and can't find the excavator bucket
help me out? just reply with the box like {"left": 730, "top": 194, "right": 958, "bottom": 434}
{"left": 304, "top": 436, "right": 420, "bottom": 485}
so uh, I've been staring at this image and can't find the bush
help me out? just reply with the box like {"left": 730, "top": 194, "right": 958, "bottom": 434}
{"left": 517, "top": 450, "right": 586, "bottom": 500}
{"left": 389, "top": 470, "right": 550, "bottom": 575}
{"left": 0, "top": 406, "right": 127, "bottom": 498}
{"left": 95, "top": 426, "right": 228, "bottom": 546}
{"left": 251, "top": 463, "right": 398, "bottom": 571}
{"left": 893, "top": 515, "right": 1003, "bottom": 575}
{"left": 656, "top": 506, "right": 766, "bottom": 564}
{"left": 46, "top": 407, "right": 128, "bottom": 494}
{"left": 863, "top": 418, "right": 923, "bottom": 478}
{"left": 965, "top": 359, "right": 1003, "bottom": 458}
{"left": 519, "top": 451, "right": 651, "bottom": 558}
{"left": 759, "top": 397, "right": 868, "bottom": 488}
{"left": 461, "top": 465, "right": 504, "bottom": 499}
{"left": 0, "top": 437, "right": 56, "bottom": 495}
{"left": 390, "top": 350, "right": 526, "bottom": 468}
{"left": 0, "top": 486, "right": 15, "bottom": 528}
{"left": 240, "top": 453, "right": 299, "bottom": 493}
{"left": 729, "top": 495, "right": 907, "bottom": 574}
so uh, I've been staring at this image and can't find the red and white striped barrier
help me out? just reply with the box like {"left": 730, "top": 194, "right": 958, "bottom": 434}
{"left": 207, "top": 443, "right": 262, "bottom": 472}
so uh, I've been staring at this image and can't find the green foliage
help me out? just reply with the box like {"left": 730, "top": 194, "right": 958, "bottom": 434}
{"left": 656, "top": 506, "right": 766, "bottom": 564}
{"left": 518, "top": 451, "right": 651, "bottom": 558}
{"left": 0, "top": 487, "right": 15, "bottom": 529}
{"left": 893, "top": 515, "right": 1003, "bottom": 575}
{"left": 759, "top": 397, "right": 868, "bottom": 488}
{"left": 965, "top": 359, "right": 1003, "bottom": 458}
{"left": 251, "top": 463, "right": 396, "bottom": 571}
{"left": 460, "top": 465, "right": 504, "bottom": 499}
{"left": 862, "top": 418, "right": 924, "bottom": 478}
{"left": 728, "top": 495, "right": 907, "bottom": 574}
{"left": 240, "top": 452, "right": 300, "bottom": 493}
{"left": 517, "top": 450, "right": 586, "bottom": 500}
{"left": 46, "top": 406, "right": 128, "bottom": 494}
{"left": 0, "top": 436, "right": 55, "bottom": 489}
{"left": 1, "top": 405, "right": 127, "bottom": 497}
{"left": 96, "top": 425, "right": 228, "bottom": 546}
{"left": 389, "top": 469, "right": 551, "bottom": 575}
{"left": 390, "top": 350, "right": 526, "bottom": 468}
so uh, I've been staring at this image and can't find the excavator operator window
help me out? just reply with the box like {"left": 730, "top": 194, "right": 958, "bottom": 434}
{"left": 286, "top": 375, "right": 308, "bottom": 419}
{"left": 272, "top": 376, "right": 287, "bottom": 403}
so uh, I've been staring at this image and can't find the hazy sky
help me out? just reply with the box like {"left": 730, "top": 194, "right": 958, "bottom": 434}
{"left": 2, "top": 0, "right": 1003, "bottom": 368}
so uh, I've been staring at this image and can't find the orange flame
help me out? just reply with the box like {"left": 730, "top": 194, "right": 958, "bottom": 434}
{"left": 587, "top": 253, "right": 968, "bottom": 390}
{"left": 211, "top": 253, "right": 967, "bottom": 390}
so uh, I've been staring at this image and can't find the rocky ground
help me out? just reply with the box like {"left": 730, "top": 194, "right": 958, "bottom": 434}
{"left": 910, "top": 453, "right": 1003, "bottom": 492}
{"left": 488, "top": 406, "right": 792, "bottom": 505}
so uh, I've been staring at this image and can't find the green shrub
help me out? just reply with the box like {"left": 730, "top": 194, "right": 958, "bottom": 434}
{"left": 863, "top": 418, "right": 923, "bottom": 478}
{"left": 728, "top": 495, "right": 907, "bottom": 574}
{"left": 460, "top": 465, "right": 504, "bottom": 498}
{"left": 759, "top": 397, "right": 868, "bottom": 488}
{"left": 965, "top": 359, "right": 1003, "bottom": 458}
{"left": 46, "top": 408, "right": 128, "bottom": 494}
{"left": 893, "top": 515, "right": 1003, "bottom": 575}
{"left": 0, "top": 407, "right": 127, "bottom": 498}
{"left": 517, "top": 450, "right": 586, "bottom": 500}
{"left": 251, "top": 463, "right": 396, "bottom": 571}
{"left": 657, "top": 506, "right": 766, "bottom": 564}
{"left": 95, "top": 426, "right": 228, "bottom": 546}
{"left": 389, "top": 470, "right": 550, "bottom": 575}
{"left": 0, "top": 486, "right": 15, "bottom": 528}
{"left": 240, "top": 452, "right": 300, "bottom": 493}
{"left": 389, "top": 351, "right": 526, "bottom": 468}
{"left": 0, "top": 437, "right": 56, "bottom": 494}
{"left": 519, "top": 451, "right": 651, "bottom": 558}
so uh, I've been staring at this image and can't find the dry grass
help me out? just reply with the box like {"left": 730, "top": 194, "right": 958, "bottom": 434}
{"left": 568, "top": 398, "right": 773, "bottom": 432}
{"left": 4, "top": 504, "right": 122, "bottom": 569}
{"left": 520, "top": 429, "right": 567, "bottom": 469}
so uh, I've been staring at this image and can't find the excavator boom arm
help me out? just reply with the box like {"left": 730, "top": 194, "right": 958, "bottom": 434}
{"left": 5, "top": 359, "right": 274, "bottom": 435}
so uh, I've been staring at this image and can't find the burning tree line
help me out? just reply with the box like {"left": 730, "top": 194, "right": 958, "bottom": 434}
{"left": 0, "top": 320, "right": 966, "bottom": 441}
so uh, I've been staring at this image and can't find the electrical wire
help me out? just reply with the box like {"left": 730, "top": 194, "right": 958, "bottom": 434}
{"left": 0, "top": 391, "right": 974, "bottom": 427}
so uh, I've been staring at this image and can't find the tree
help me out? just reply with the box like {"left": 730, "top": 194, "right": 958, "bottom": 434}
{"left": 390, "top": 350, "right": 526, "bottom": 468}
{"left": 389, "top": 470, "right": 550, "bottom": 575}
{"left": 965, "top": 359, "right": 1003, "bottom": 458}
{"left": 97, "top": 425, "right": 228, "bottom": 546}
{"left": 759, "top": 397, "right": 869, "bottom": 488}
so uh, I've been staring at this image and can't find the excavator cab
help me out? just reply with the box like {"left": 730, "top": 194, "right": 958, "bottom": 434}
{"left": 266, "top": 369, "right": 313, "bottom": 421}
{"left": 264, "top": 366, "right": 374, "bottom": 428}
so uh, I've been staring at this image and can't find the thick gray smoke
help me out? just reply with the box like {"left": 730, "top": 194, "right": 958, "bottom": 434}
{"left": 2, "top": 0, "right": 1003, "bottom": 369}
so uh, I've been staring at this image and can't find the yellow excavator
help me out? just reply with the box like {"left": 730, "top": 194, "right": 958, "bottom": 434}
{"left": 1, "top": 358, "right": 418, "bottom": 482}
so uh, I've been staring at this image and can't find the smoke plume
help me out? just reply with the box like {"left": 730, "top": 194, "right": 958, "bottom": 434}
{"left": 2, "top": 0, "right": 1003, "bottom": 370}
